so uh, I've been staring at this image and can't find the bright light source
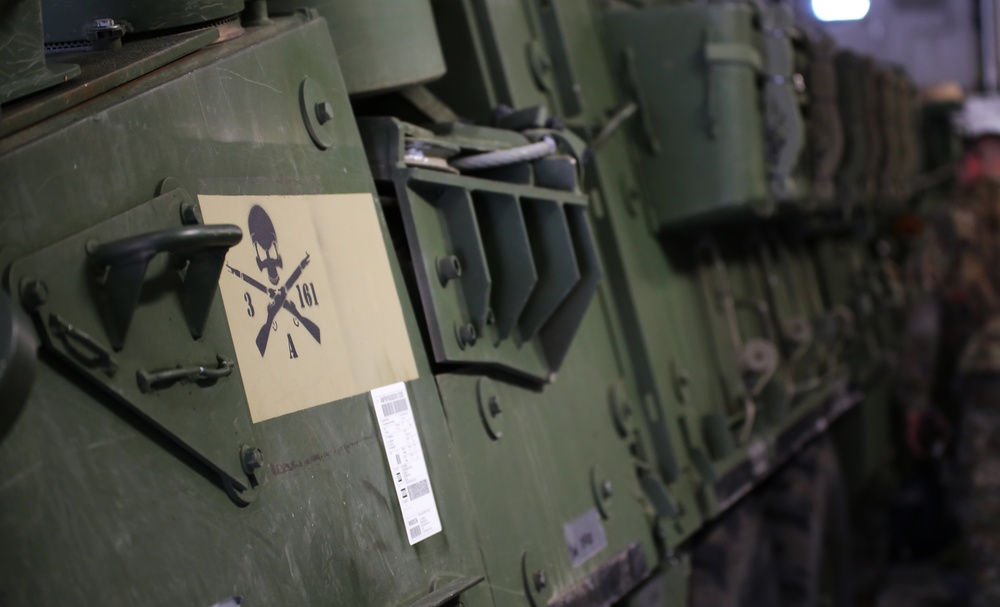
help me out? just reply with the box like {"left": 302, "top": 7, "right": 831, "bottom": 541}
{"left": 812, "top": 0, "right": 871, "bottom": 21}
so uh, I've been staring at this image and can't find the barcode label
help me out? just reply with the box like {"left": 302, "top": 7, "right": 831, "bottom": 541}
{"left": 381, "top": 398, "right": 409, "bottom": 417}
{"left": 371, "top": 382, "right": 443, "bottom": 546}
{"left": 407, "top": 479, "right": 430, "bottom": 500}
{"left": 378, "top": 391, "right": 408, "bottom": 417}
{"left": 564, "top": 508, "right": 608, "bottom": 568}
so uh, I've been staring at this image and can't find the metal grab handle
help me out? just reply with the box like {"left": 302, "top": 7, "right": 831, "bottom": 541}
{"left": 87, "top": 224, "right": 242, "bottom": 349}
{"left": 87, "top": 225, "right": 242, "bottom": 267}
{"left": 137, "top": 356, "right": 234, "bottom": 393}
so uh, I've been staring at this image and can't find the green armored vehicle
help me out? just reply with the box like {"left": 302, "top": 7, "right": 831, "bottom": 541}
{"left": 0, "top": 0, "right": 931, "bottom": 605}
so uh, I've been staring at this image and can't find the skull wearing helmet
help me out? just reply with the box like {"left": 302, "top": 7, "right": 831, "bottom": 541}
{"left": 248, "top": 205, "right": 283, "bottom": 286}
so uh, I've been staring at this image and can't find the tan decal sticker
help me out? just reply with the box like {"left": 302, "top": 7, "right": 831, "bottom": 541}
{"left": 199, "top": 194, "right": 419, "bottom": 423}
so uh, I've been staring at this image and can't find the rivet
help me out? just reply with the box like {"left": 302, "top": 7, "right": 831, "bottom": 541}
{"left": 20, "top": 280, "right": 48, "bottom": 311}
{"left": 180, "top": 202, "right": 202, "bottom": 225}
{"left": 533, "top": 571, "right": 547, "bottom": 592}
{"left": 241, "top": 446, "right": 264, "bottom": 474}
{"left": 457, "top": 323, "right": 477, "bottom": 348}
{"left": 436, "top": 255, "right": 462, "bottom": 285}
{"left": 315, "top": 101, "right": 334, "bottom": 125}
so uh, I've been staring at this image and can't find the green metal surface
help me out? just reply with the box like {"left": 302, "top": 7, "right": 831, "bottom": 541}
{"left": 42, "top": 0, "right": 243, "bottom": 46}
{"left": 0, "top": 0, "right": 926, "bottom": 603}
{"left": 267, "top": 0, "right": 446, "bottom": 96}
{"left": 603, "top": 3, "right": 770, "bottom": 228}
{"left": 0, "top": 290, "right": 37, "bottom": 443}
{"left": 0, "top": 14, "right": 492, "bottom": 607}
{"left": 360, "top": 117, "right": 600, "bottom": 382}
{"left": 0, "top": 0, "right": 79, "bottom": 110}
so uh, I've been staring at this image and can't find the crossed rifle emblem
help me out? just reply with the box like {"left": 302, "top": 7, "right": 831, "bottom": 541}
{"left": 225, "top": 204, "right": 321, "bottom": 357}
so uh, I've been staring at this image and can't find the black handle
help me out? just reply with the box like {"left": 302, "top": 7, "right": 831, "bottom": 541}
{"left": 87, "top": 225, "right": 242, "bottom": 268}
{"left": 88, "top": 224, "right": 242, "bottom": 349}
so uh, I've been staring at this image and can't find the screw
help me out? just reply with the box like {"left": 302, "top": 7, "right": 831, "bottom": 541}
{"left": 533, "top": 571, "right": 547, "bottom": 592}
{"left": 436, "top": 255, "right": 462, "bottom": 284}
{"left": 601, "top": 480, "right": 613, "bottom": 499}
{"left": 488, "top": 396, "right": 501, "bottom": 417}
{"left": 315, "top": 101, "right": 334, "bottom": 125}
{"left": 242, "top": 446, "right": 264, "bottom": 474}
{"left": 21, "top": 280, "right": 48, "bottom": 311}
{"left": 458, "top": 323, "right": 477, "bottom": 347}
{"left": 180, "top": 202, "right": 202, "bottom": 225}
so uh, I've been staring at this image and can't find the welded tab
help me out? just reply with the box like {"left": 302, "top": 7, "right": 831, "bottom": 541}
{"left": 519, "top": 197, "right": 581, "bottom": 340}
{"left": 472, "top": 191, "right": 537, "bottom": 340}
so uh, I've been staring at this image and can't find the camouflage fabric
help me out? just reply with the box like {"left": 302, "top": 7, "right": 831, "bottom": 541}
{"left": 952, "top": 179, "right": 1000, "bottom": 375}
{"left": 950, "top": 180, "right": 1000, "bottom": 605}
{"left": 895, "top": 179, "right": 1000, "bottom": 418}
{"left": 893, "top": 178, "right": 1000, "bottom": 603}
{"left": 955, "top": 375, "right": 1000, "bottom": 606}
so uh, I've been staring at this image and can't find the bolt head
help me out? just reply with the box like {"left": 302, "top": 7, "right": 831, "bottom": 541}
{"left": 458, "top": 323, "right": 477, "bottom": 347}
{"left": 437, "top": 255, "right": 462, "bottom": 284}
{"left": 180, "top": 203, "right": 202, "bottom": 225}
{"left": 315, "top": 101, "right": 334, "bottom": 125}
{"left": 601, "top": 480, "right": 613, "bottom": 499}
{"left": 21, "top": 280, "right": 48, "bottom": 311}
{"left": 533, "top": 571, "right": 547, "bottom": 592}
{"left": 242, "top": 446, "right": 264, "bottom": 474}
{"left": 488, "top": 396, "right": 501, "bottom": 417}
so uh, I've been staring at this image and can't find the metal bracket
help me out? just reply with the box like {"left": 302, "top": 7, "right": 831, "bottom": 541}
{"left": 9, "top": 182, "right": 259, "bottom": 505}
{"left": 87, "top": 221, "right": 242, "bottom": 349}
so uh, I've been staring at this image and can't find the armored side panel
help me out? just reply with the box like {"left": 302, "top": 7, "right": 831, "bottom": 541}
{"left": 603, "top": 3, "right": 771, "bottom": 228}
{"left": 267, "top": 0, "right": 447, "bottom": 96}
{"left": 427, "top": 0, "right": 709, "bottom": 553}
{"left": 42, "top": 0, "right": 245, "bottom": 49}
{"left": 427, "top": 0, "right": 860, "bottom": 534}
{"left": 0, "top": 0, "right": 79, "bottom": 110}
{"left": 360, "top": 113, "right": 664, "bottom": 605}
{"left": 0, "top": 14, "right": 494, "bottom": 607}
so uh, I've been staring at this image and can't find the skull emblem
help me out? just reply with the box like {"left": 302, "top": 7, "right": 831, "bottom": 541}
{"left": 248, "top": 204, "right": 283, "bottom": 286}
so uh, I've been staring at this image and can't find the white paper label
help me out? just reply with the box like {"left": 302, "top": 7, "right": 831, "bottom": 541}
{"left": 564, "top": 507, "right": 608, "bottom": 568}
{"left": 371, "top": 382, "right": 442, "bottom": 545}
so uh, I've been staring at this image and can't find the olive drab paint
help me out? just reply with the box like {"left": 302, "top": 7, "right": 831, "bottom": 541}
{"left": 0, "top": 0, "right": 923, "bottom": 605}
